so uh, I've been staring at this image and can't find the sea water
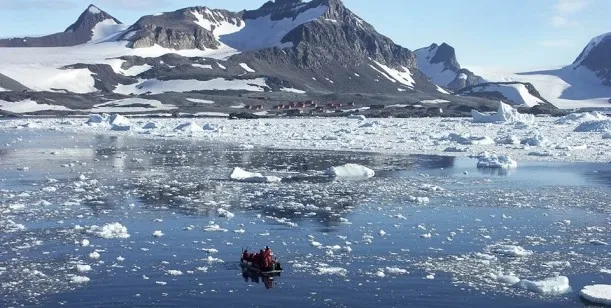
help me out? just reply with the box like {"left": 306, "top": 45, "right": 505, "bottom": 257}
{"left": 0, "top": 131, "right": 609, "bottom": 307}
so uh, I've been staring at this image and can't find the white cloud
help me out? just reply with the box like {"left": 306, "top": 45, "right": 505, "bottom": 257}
{"left": 550, "top": 0, "right": 589, "bottom": 28}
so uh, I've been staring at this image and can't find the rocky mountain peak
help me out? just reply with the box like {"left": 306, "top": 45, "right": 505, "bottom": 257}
{"left": 571, "top": 32, "right": 611, "bottom": 86}
{"left": 65, "top": 4, "right": 121, "bottom": 33}
{"left": 415, "top": 42, "right": 485, "bottom": 90}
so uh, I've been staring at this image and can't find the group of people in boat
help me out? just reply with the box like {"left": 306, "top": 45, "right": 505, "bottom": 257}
{"left": 241, "top": 246, "right": 281, "bottom": 271}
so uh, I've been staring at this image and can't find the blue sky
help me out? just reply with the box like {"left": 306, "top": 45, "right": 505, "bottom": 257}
{"left": 0, "top": 0, "right": 609, "bottom": 70}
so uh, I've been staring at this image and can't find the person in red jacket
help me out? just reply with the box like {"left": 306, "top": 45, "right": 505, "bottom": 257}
{"left": 263, "top": 246, "right": 273, "bottom": 270}
{"left": 241, "top": 250, "right": 250, "bottom": 262}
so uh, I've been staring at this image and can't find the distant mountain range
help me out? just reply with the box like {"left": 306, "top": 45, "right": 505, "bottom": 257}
{"left": 0, "top": 0, "right": 609, "bottom": 115}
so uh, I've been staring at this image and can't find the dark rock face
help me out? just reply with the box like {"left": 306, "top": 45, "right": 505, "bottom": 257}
{"left": 414, "top": 43, "right": 486, "bottom": 91}
{"left": 0, "top": 5, "right": 121, "bottom": 47}
{"left": 0, "top": 73, "right": 29, "bottom": 92}
{"left": 120, "top": 7, "right": 242, "bottom": 50}
{"left": 572, "top": 33, "right": 611, "bottom": 86}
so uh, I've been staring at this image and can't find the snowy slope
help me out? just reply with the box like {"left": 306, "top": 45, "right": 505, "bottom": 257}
{"left": 220, "top": 5, "right": 328, "bottom": 51}
{"left": 473, "top": 66, "right": 611, "bottom": 109}
{"left": 457, "top": 83, "right": 544, "bottom": 107}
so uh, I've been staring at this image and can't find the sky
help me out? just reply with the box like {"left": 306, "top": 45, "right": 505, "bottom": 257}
{"left": 0, "top": 0, "right": 609, "bottom": 71}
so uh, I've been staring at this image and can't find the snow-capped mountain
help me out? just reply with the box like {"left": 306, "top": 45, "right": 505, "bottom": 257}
{"left": 0, "top": 5, "right": 124, "bottom": 47}
{"left": 0, "top": 0, "right": 546, "bottom": 115}
{"left": 572, "top": 32, "right": 611, "bottom": 86}
{"left": 414, "top": 43, "right": 485, "bottom": 91}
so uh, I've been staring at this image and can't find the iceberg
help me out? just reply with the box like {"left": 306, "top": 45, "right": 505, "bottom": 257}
{"left": 471, "top": 102, "right": 535, "bottom": 123}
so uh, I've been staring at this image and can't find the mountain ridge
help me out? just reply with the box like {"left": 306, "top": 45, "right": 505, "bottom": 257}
{"left": 0, "top": 4, "right": 123, "bottom": 47}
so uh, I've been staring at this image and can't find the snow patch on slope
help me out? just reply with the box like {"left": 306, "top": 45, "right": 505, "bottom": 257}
{"left": 220, "top": 5, "right": 328, "bottom": 51}
{"left": 90, "top": 98, "right": 177, "bottom": 113}
{"left": 114, "top": 78, "right": 269, "bottom": 95}
{"left": 191, "top": 10, "right": 244, "bottom": 37}
{"left": 0, "top": 66, "right": 96, "bottom": 94}
{"left": 90, "top": 19, "right": 127, "bottom": 42}
{"left": 0, "top": 99, "right": 73, "bottom": 113}
{"left": 371, "top": 60, "right": 415, "bottom": 88}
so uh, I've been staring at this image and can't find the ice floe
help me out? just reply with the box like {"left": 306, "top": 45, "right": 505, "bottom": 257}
{"left": 229, "top": 167, "right": 282, "bottom": 183}
{"left": 325, "top": 164, "right": 375, "bottom": 178}
{"left": 89, "top": 223, "right": 130, "bottom": 239}
{"left": 574, "top": 120, "right": 611, "bottom": 132}
{"left": 580, "top": 284, "right": 611, "bottom": 305}
{"left": 516, "top": 276, "right": 570, "bottom": 296}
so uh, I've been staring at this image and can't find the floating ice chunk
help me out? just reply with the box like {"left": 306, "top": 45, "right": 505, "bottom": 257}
{"left": 76, "top": 264, "right": 92, "bottom": 273}
{"left": 167, "top": 270, "right": 183, "bottom": 276}
{"left": 217, "top": 208, "right": 235, "bottom": 219}
{"left": 375, "top": 270, "right": 386, "bottom": 278}
{"left": 476, "top": 153, "right": 517, "bottom": 169}
{"left": 378, "top": 230, "right": 387, "bottom": 236}
{"left": 488, "top": 244, "right": 532, "bottom": 257}
{"left": 196, "top": 267, "right": 209, "bottom": 272}
{"left": 445, "top": 133, "right": 494, "bottom": 145}
{"left": 156, "top": 281, "right": 167, "bottom": 285}
{"left": 70, "top": 275, "right": 90, "bottom": 284}
{"left": 310, "top": 241, "right": 322, "bottom": 248}
{"left": 117, "top": 256, "right": 125, "bottom": 262}
{"left": 108, "top": 114, "right": 131, "bottom": 131}
{"left": 89, "top": 251, "right": 101, "bottom": 259}
{"left": 521, "top": 134, "right": 547, "bottom": 146}
{"left": 86, "top": 114, "right": 109, "bottom": 125}
{"left": 574, "top": 120, "right": 611, "bottom": 132}
{"left": 203, "top": 224, "right": 228, "bottom": 232}
{"left": 471, "top": 102, "right": 535, "bottom": 123}
{"left": 229, "top": 167, "right": 282, "bottom": 183}
{"left": 385, "top": 267, "right": 408, "bottom": 275}
{"left": 202, "top": 123, "right": 219, "bottom": 131}
{"left": 347, "top": 115, "right": 366, "bottom": 120}
{"left": 80, "top": 239, "right": 90, "bottom": 247}
{"left": 325, "top": 163, "right": 374, "bottom": 178}
{"left": 516, "top": 276, "right": 570, "bottom": 296}
{"left": 317, "top": 266, "right": 347, "bottom": 276}
{"left": 425, "top": 273, "right": 435, "bottom": 280}
{"left": 93, "top": 223, "right": 130, "bottom": 239}
{"left": 174, "top": 122, "right": 203, "bottom": 134}
{"left": 580, "top": 284, "right": 611, "bottom": 305}
{"left": 359, "top": 121, "right": 383, "bottom": 128}
{"left": 497, "top": 274, "right": 520, "bottom": 285}
{"left": 152, "top": 230, "right": 164, "bottom": 237}
{"left": 589, "top": 239, "right": 608, "bottom": 245}
{"left": 143, "top": 122, "right": 157, "bottom": 129}
{"left": 495, "top": 135, "right": 521, "bottom": 145}
{"left": 420, "top": 233, "right": 432, "bottom": 238}
{"left": 555, "top": 111, "right": 606, "bottom": 124}
{"left": 408, "top": 196, "right": 430, "bottom": 203}
{"left": 204, "top": 256, "right": 224, "bottom": 263}
{"left": 202, "top": 248, "right": 218, "bottom": 254}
